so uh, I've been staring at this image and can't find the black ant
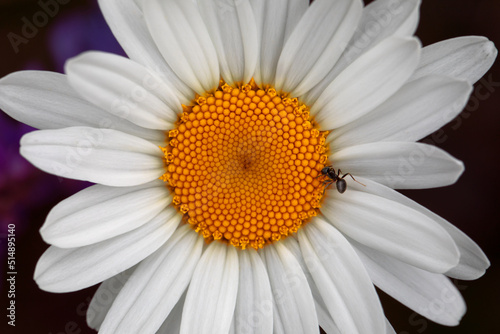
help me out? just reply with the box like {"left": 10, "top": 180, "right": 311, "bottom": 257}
{"left": 319, "top": 166, "right": 365, "bottom": 194}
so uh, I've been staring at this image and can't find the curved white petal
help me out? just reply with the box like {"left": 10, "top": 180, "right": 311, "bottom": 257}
{"left": 321, "top": 189, "right": 460, "bottom": 273}
{"left": 87, "top": 267, "right": 136, "bottom": 331}
{"left": 229, "top": 319, "right": 236, "bottom": 334}
{"left": 20, "top": 127, "right": 165, "bottom": 187}
{"left": 97, "top": 0, "right": 193, "bottom": 101}
{"left": 66, "top": 52, "right": 181, "bottom": 130}
{"left": 143, "top": 0, "right": 219, "bottom": 94}
{"left": 233, "top": 250, "right": 273, "bottom": 334}
{"left": 354, "top": 241, "right": 466, "bottom": 326}
{"left": 41, "top": 180, "right": 171, "bottom": 248}
{"left": 100, "top": 226, "right": 203, "bottom": 334}
{"left": 271, "top": 299, "right": 286, "bottom": 334}
{"left": 331, "top": 142, "right": 465, "bottom": 189}
{"left": 412, "top": 36, "right": 498, "bottom": 84}
{"left": 282, "top": 238, "right": 342, "bottom": 334}
{"left": 156, "top": 292, "right": 186, "bottom": 334}
{"left": 312, "top": 37, "right": 420, "bottom": 129}
{"left": 347, "top": 177, "right": 490, "bottom": 280}
{"left": 275, "top": 0, "right": 362, "bottom": 96}
{"left": 304, "top": 0, "right": 421, "bottom": 105}
{"left": 180, "top": 242, "right": 239, "bottom": 334}
{"left": 35, "top": 209, "right": 182, "bottom": 293}
{"left": 330, "top": 76, "right": 472, "bottom": 148}
{"left": 386, "top": 319, "right": 396, "bottom": 334}
{"left": 315, "top": 306, "right": 341, "bottom": 334}
{"left": 250, "top": 0, "right": 309, "bottom": 86}
{"left": 263, "top": 243, "right": 319, "bottom": 334}
{"left": 198, "top": 0, "right": 258, "bottom": 85}
{"left": 0, "top": 71, "right": 164, "bottom": 143}
{"left": 299, "top": 219, "right": 386, "bottom": 333}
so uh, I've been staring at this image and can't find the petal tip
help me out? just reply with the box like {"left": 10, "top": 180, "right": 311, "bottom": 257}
{"left": 483, "top": 39, "right": 498, "bottom": 60}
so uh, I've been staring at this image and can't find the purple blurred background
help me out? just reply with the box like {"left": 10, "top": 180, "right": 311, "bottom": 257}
{"left": 0, "top": 0, "right": 499, "bottom": 333}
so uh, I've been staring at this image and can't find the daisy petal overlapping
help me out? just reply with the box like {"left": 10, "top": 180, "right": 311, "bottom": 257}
{"left": 0, "top": 0, "right": 496, "bottom": 333}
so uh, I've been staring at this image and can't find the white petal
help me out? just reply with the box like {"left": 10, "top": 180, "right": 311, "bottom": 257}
{"left": 386, "top": 319, "right": 396, "bottom": 334}
{"left": 156, "top": 292, "right": 187, "bottom": 334}
{"left": 20, "top": 127, "right": 165, "bottom": 187}
{"left": 41, "top": 180, "right": 171, "bottom": 248}
{"left": 299, "top": 219, "right": 386, "bottom": 333}
{"left": 354, "top": 241, "right": 466, "bottom": 326}
{"left": 312, "top": 37, "right": 420, "bottom": 129}
{"left": 198, "top": 0, "right": 258, "bottom": 85}
{"left": 87, "top": 267, "right": 136, "bottom": 331}
{"left": 143, "top": 0, "right": 219, "bottom": 94}
{"left": 282, "top": 237, "right": 341, "bottom": 334}
{"left": 229, "top": 318, "right": 236, "bottom": 334}
{"left": 321, "top": 189, "right": 460, "bottom": 273}
{"left": 234, "top": 250, "right": 273, "bottom": 334}
{"left": 304, "top": 0, "right": 421, "bottom": 105}
{"left": 180, "top": 242, "right": 239, "bottom": 334}
{"left": 66, "top": 52, "right": 181, "bottom": 130}
{"left": 331, "top": 141, "right": 465, "bottom": 189}
{"left": 346, "top": 177, "right": 490, "bottom": 280}
{"left": 250, "top": 0, "right": 309, "bottom": 86}
{"left": 330, "top": 76, "right": 472, "bottom": 148}
{"left": 34, "top": 209, "right": 182, "bottom": 293}
{"left": 446, "top": 245, "right": 489, "bottom": 280}
{"left": 100, "top": 225, "right": 203, "bottom": 334}
{"left": 275, "top": 0, "right": 362, "bottom": 96}
{"left": 271, "top": 299, "right": 286, "bottom": 334}
{"left": 0, "top": 71, "right": 164, "bottom": 143}
{"left": 412, "top": 36, "right": 498, "bottom": 84}
{"left": 315, "top": 307, "right": 341, "bottom": 334}
{"left": 97, "top": 0, "right": 193, "bottom": 101}
{"left": 263, "top": 243, "right": 319, "bottom": 334}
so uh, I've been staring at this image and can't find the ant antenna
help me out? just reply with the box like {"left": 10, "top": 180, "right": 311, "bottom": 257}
{"left": 338, "top": 169, "right": 366, "bottom": 187}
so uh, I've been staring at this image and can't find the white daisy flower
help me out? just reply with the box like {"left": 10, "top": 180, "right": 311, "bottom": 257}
{"left": 0, "top": 0, "right": 496, "bottom": 333}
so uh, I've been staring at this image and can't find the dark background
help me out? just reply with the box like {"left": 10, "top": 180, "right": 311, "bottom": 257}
{"left": 0, "top": 0, "right": 498, "bottom": 333}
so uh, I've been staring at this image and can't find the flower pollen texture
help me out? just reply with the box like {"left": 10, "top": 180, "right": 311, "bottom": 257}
{"left": 161, "top": 80, "right": 329, "bottom": 250}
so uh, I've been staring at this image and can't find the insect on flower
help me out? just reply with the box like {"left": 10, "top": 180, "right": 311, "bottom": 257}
{"left": 0, "top": 0, "right": 495, "bottom": 333}
{"left": 320, "top": 166, "right": 365, "bottom": 194}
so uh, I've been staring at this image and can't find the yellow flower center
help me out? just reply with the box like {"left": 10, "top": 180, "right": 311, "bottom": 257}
{"left": 161, "top": 80, "right": 329, "bottom": 249}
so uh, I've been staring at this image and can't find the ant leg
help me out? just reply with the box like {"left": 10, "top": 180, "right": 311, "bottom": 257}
{"left": 321, "top": 180, "right": 333, "bottom": 195}
{"left": 340, "top": 172, "right": 366, "bottom": 187}
{"left": 316, "top": 170, "right": 329, "bottom": 179}
{"left": 321, "top": 180, "right": 333, "bottom": 187}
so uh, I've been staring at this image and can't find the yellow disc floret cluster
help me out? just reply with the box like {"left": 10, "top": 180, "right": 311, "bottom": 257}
{"left": 161, "top": 80, "right": 329, "bottom": 250}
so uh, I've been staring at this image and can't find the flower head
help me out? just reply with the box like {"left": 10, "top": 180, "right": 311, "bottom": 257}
{"left": 0, "top": 0, "right": 496, "bottom": 333}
